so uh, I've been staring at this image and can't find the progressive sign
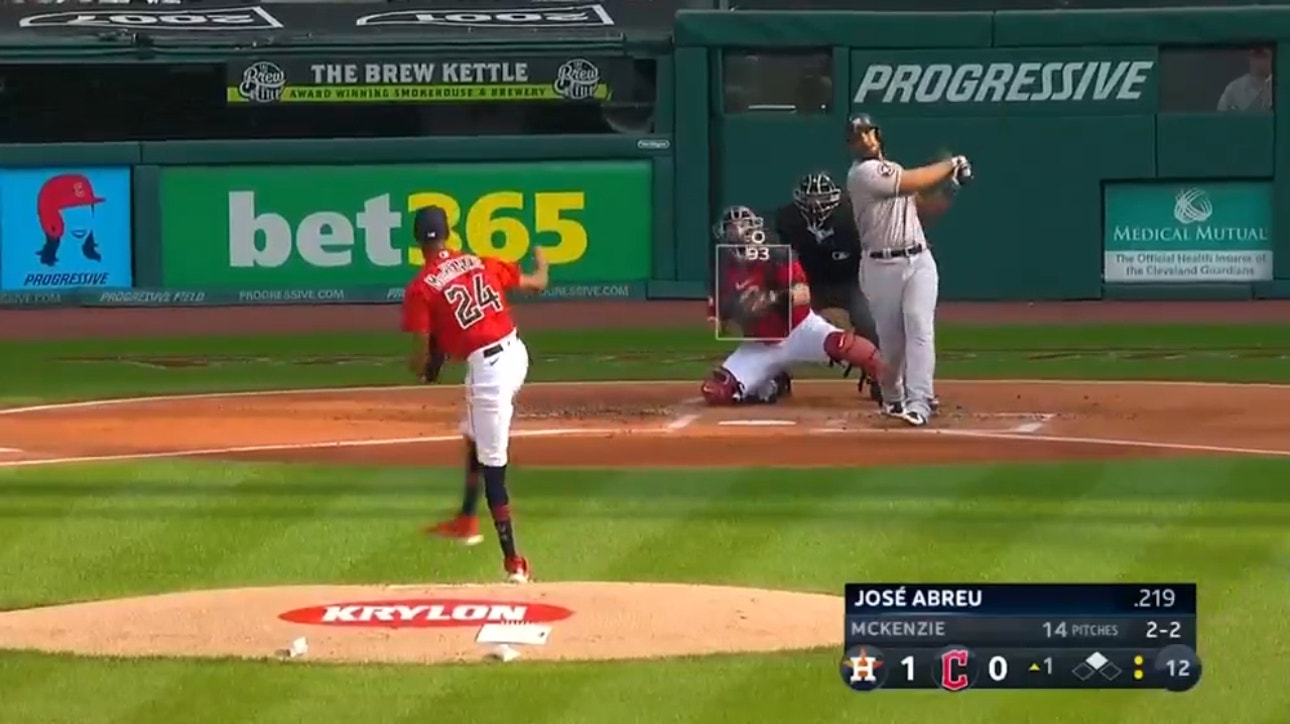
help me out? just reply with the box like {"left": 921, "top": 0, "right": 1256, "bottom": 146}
{"left": 851, "top": 47, "right": 1158, "bottom": 114}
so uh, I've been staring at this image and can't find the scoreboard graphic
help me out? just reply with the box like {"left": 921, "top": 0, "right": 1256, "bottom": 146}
{"left": 840, "top": 583, "right": 1200, "bottom": 692}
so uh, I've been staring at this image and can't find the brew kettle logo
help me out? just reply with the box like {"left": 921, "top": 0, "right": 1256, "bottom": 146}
{"left": 237, "top": 61, "right": 285, "bottom": 103}
{"left": 553, "top": 58, "right": 601, "bottom": 101}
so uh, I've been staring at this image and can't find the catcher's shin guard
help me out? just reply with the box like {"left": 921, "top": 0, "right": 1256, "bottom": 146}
{"left": 824, "top": 330, "right": 884, "bottom": 381}
{"left": 856, "top": 371, "right": 883, "bottom": 405}
{"left": 700, "top": 368, "right": 743, "bottom": 405}
{"left": 772, "top": 372, "right": 792, "bottom": 400}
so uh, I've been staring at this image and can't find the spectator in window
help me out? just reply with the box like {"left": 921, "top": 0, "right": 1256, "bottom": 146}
{"left": 1218, "top": 46, "right": 1274, "bottom": 112}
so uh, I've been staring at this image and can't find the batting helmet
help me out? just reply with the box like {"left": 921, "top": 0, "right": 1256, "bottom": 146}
{"left": 37, "top": 174, "right": 104, "bottom": 239}
{"left": 846, "top": 114, "right": 883, "bottom": 157}
{"left": 793, "top": 172, "right": 842, "bottom": 227}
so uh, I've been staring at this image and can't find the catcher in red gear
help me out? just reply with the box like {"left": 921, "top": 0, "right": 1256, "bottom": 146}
{"left": 702, "top": 205, "right": 884, "bottom": 406}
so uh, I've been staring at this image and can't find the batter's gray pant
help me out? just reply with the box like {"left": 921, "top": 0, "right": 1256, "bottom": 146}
{"left": 809, "top": 281, "right": 880, "bottom": 348}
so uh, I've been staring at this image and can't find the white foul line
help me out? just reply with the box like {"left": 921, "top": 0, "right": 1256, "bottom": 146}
{"left": 7, "top": 377, "right": 1290, "bottom": 417}
{"left": 0, "top": 428, "right": 616, "bottom": 470}
{"left": 930, "top": 428, "right": 1290, "bottom": 458}
{"left": 665, "top": 414, "right": 700, "bottom": 432}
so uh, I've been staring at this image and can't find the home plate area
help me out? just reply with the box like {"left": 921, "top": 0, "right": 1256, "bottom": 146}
{"left": 682, "top": 390, "right": 1057, "bottom": 435}
{"left": 2, "top": 378, "right": 1287, "bottom": 468}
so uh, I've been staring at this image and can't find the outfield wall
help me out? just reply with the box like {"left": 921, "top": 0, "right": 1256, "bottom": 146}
{"left": 3, "top": 6, "right": 1290, "bottom": 307}
{"left": 678, "top": 7, "right": 1290, "bottom": 302}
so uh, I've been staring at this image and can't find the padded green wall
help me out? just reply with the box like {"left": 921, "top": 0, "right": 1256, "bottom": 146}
{"left": 677, "top": 8, "right": 1290, "bottom": 300}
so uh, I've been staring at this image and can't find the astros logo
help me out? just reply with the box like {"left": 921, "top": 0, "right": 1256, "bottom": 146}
{"left": 840, "top": 645, "right": 888, "bottom": 691}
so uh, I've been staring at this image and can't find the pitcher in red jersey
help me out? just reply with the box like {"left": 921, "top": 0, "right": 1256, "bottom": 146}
{"left": 401, "top": 205, "right": 549, "bottom": 583}
{"left": 703, "top": 205, "right": 886, "bottom": 406}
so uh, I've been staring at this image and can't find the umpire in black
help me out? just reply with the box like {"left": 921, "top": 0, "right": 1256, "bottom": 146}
{"left": 773, "top": 171, "right": 883, "bottom": 402}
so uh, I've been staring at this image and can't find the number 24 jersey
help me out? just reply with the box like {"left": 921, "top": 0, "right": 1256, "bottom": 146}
{"left": 400, "top": 249, "right": 522, "bottom": 359}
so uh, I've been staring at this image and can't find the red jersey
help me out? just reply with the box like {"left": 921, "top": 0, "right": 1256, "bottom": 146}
{"left": 401, "top": 249, "right": 522, "bottom": 359}
{"left": 711, "top": 257, "right": 810, "bottom": 341}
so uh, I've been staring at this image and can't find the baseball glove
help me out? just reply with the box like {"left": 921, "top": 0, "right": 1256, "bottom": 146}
{"left": 422, "top": 336, "right": 446, "bottom": 384}
{"left": 738, "top": 286, "right": 780, "bottom": 315}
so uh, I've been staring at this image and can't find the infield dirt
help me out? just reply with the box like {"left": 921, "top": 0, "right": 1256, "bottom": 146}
{"left": 1, "top": 299, "right": 1285, "bottom": 663}
{"left": 0, "top": 379, "right": 1286, "bottom": 468}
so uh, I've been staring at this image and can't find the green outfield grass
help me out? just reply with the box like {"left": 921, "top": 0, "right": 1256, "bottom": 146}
{"left": 1, "top": 323, "right": 1288, "bottom": 723}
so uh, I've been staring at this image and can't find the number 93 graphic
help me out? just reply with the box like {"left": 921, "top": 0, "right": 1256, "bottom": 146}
{"left": 406, "top": 190, "right": 588, "bottom": 265}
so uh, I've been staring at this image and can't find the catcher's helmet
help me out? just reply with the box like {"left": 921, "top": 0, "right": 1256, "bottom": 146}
{"left": 793, "top": 172, "right": 842, "bottom": 227}
{"left": 712, "top": 204, "right": 767, "bottom": 245}
{"left": 846, "top": 113, "right": 883, "bottom": 157}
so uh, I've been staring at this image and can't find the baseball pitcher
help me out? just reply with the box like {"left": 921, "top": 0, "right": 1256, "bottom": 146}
{"left": 401, "top": 205, "right": 548, "bottom": 584}
{"left": 774, "top": 172, "right": 883, "bottom": 405}
{"left": 844, "top": 114, "right": 971, "bottom": 427}
{"left": 701, "top": 204, "right": 886, "bottom": 406}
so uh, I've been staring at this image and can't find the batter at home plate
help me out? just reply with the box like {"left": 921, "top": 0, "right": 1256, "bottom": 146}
{"left": 844, "top": 114, "right": 971, "bottom": 426}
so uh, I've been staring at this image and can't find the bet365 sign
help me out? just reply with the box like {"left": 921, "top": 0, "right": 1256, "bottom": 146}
{"left": 158, "top": 161, "right": 652, "bottom": 288}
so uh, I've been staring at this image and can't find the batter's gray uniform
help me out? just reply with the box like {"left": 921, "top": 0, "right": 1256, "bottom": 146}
{"left": 846, "top": 158, "right": 938, "bottom": 418}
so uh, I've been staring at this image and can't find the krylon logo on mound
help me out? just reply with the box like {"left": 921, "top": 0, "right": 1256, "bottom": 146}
{"left": 1102, "top": 181, "right": 1273, "bottom": 283}
{"left": 851, "top": 49, "right": 1156, "bottom": 109}
{"left": 279, "top": 599, "right": 575, "bottom": 628}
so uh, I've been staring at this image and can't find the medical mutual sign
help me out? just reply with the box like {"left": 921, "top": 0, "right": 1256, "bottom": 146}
{"left": 1102, "top": 182, "right": 1272, "bottom": 283}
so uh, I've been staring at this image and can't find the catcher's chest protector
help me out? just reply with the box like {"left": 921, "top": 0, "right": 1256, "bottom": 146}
{"left": 726, "top": 259, "right": 774, "bottom": 287}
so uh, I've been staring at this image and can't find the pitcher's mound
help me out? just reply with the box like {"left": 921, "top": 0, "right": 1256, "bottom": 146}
{"left": 0, "top": 582, "right": 842, "bottom": 664}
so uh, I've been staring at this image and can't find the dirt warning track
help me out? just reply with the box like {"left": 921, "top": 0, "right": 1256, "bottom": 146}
{"left": 2, "top": 379, "right": 1289, "bottom": 468}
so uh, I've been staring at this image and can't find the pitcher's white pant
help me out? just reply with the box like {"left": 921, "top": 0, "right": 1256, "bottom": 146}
{"left": 860, "top": 250, "right": 938, "bottom": 417}
{"left": 457, "top": 331, "right": 529, "bottom": 466}
{"left": 721, "top": 311, "right": 840, "bottom": 397}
